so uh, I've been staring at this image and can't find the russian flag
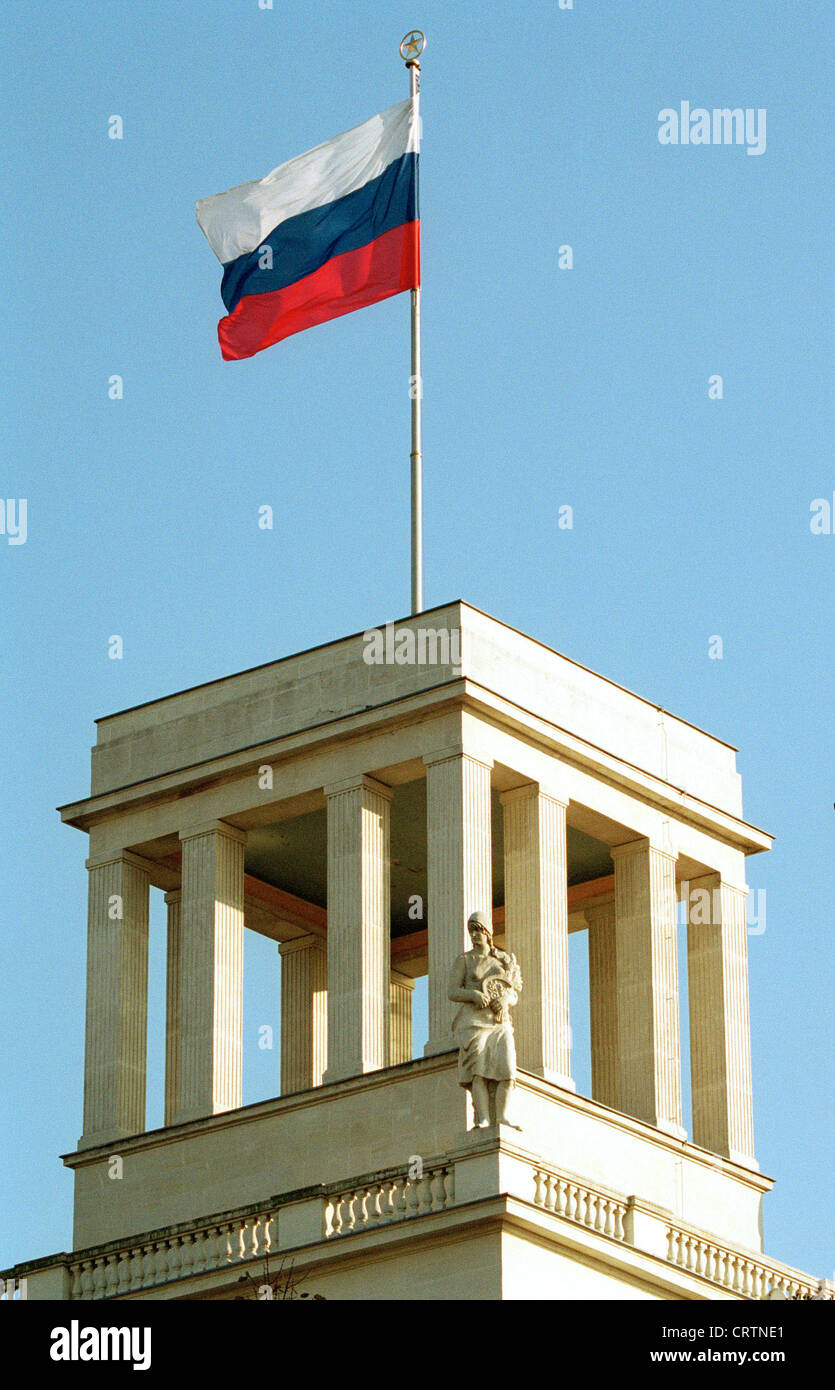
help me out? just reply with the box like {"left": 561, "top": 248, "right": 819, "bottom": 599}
{"left": 196, "top": 99, "right": 420, "bottom": 361}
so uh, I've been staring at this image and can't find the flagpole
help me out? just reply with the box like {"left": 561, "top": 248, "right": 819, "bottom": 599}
{"left": 401, "top": 31, "right": 425, "bottom": 614}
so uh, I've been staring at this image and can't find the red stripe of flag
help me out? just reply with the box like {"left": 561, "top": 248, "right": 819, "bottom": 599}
{"left": 218, "top": 221, "right": 420, "bottom": 362}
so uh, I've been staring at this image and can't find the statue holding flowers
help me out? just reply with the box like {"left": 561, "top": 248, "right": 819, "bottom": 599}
{"left": 448, "top": 910, "right": 524, "bottom": 1129}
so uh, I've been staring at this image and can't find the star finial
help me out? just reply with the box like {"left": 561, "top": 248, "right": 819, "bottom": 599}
{"left": 399, "top": 30, "right": 426, "bottom": 62}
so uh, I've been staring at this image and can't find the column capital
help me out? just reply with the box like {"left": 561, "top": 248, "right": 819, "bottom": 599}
{"left": 323, "top": 773, "right": 393, "bottom": 800}
{"left": 422, "top": 743, "right": 494, "bottom": 771}
{"left": 163, "top": 889, "right": 182, "bottom": 907}
{"left": 178, "top": 819, "right": 247, "bottom": 845}
{"left": 278, "top": 932, "right": 326, "bottom": 958}
{"left": 686, "top": 872, "right": 749, "bottom": 898}
{"left": 610, "top": 837, "right": 677, "bottom": 866}
{"left": 499, "top": 780, "right": 568, "bottom": 809}
{"left": 85, "top": 849, "right": 154, "bottom": 875}
{"left": 390, "top": 967, "right": 416, "bottom": 992}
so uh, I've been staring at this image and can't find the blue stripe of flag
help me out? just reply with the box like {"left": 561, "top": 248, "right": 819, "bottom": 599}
{"left": 220, "top": 152, "right": 418, "bottom": 314}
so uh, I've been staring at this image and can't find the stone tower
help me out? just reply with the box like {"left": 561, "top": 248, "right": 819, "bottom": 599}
{"left": 5, "top": 603, "right": 830, "bottom": 1300}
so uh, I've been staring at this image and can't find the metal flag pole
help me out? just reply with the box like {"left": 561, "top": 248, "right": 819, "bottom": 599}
{"left": 400, "top": 30, "right": 425, "bottom": 614}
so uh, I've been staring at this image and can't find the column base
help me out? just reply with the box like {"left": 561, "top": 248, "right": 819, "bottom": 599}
{"left": 656, "top": 1119, "right": 688, "bottom": 1141}
{"left": 322, "top": 1067, "right": 353, "bottom": 1087}
{"left": 534, "top": 1068, "right": 577, "bottom": 1093}
{"left": 728, "top": 1147, "right": 760, "bottom": 1172}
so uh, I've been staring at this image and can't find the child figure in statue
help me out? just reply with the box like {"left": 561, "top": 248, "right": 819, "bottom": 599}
{"left": 448, "top": 910, "right": 524, "bottom": 1129}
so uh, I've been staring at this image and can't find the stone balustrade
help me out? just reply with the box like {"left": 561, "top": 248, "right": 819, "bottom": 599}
{"left": 324, "top": 1165, "right": 455, "bottom": 1237}
{"left": 665, "top": 1225, "right": 832, "bottom": 1300}
{"left": 5, "top": 1147, "right": 831, "bottom": 1301}
{"left": 533, "top": 1166, "right": 627, "bottom": 1241}
{"left": 69, "top": 1209, "right": 280, "bottom": 1300}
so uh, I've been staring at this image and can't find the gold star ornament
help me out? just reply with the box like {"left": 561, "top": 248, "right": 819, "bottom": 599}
{"left": 399, "top": 30, "right": 426, "bottom": 61}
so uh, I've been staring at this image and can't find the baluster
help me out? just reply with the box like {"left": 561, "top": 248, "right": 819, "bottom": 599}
{"left": 364, "top": 1186, "right": 380, "bottom": 1228}
{"left": 114, "top": 1250, "right": 130, "bottom": 1294}
{"left": 713, "top": 1247, "right": 727, "bottom": 1287}
{"left": 388, "top": 1180, "right": 402, "bottom": 1221}
{"left": 588, "top": 1193, "right": 601, "bottom": 1231}
{"left": 190, "top": 1230, "right": 206, "bottom": 1274}
{"left": 336, "top": 1192, "right": 350, "bottom": 1234}
{"left": 405, "top": 1176, "right": 420, "bottom": 1219}
{"left": 614, "top": 1205, "right": 626, "bottom": 1241}
{"left": 326, "top": 1195, "right": 340, "bottom": 1236}
{"left": 393, "top": 1177, "right": 408, "bottom": 1221}
{"left": 328, "top": 1196, "right": 342, "bottom": 1236}
{"left": 180, "top": 1232, "right": 195, "bottom": 1277}
{"left": 376, "top": 1183, "right": 392, "bottom": 1224}
{"left": 70, "top": 1265, "right": 83, "bottom": 1300}
{"left": 249, "top": 1215, "right": 264, "bottom": 1258}
{"left": 89, "top": 1257, "right": 106, "bottom": 1299}
{"left": 429, "top": 1169, "right": 445, "bottom": 1212}
{"left": 416, "top": 1174, "right": 431, "bottom": 1215}
{"left": 443, "top": 1166, "right": 455, "bottom": 1207}
{"left": 603, "top": 1199, "right": 615, "bottom": 1238}
{"left": 125, "top": 1247, "right": 139, "bottom": 1292}
{"left": 79, "top": 1260, "right": 94, "bottom": 1300}
{"left": 229, "top": 1222, "right": 243, "bottom": 1262}
{"left": 139, "top": 1243, "right": 155, "bottom": 1288}
{"left": 534, "top": 1170, "right": 545, "bottom": 1206}
{"left": 201, "top": 1226, "right": 219, "bottom": 1269}
{"left": 264, "top": 1213, "right": 278, "bottom": 1252}
{"left": 151, "top": 1240, "right": 168, "bottom": 1285}
{"left": 165, "top": 1239, "right": 181, "bottom": 1284}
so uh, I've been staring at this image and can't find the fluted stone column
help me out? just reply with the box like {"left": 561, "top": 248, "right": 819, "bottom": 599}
{"left": 423, "top": 747, "right": 493, "bottom": 1056}
{"left": 279, "top": 934, "right": 327, "bottom": 1094}
{"left": 82, "top": 851, "right": 151, "bottom": 1144}
{"left": 390, "top": 969, "right": 415, "bottom": 1065}
{"left": 612, "top": 839, "right": 684, "bottom": 1135}
{"left": 324, "top": 775, "right": 392, "bottom": 1083}
{"left": 163, "top": 890, "right": 181, "bottom": 1126}
{"left": 175, "top": 821, "right": 246, "bottom": 1124}
{"left": 687, "top": 874, "right": 756, "bottom": 1165}
{"left": 501, "top": 783, "right": 573, "bottom": 1087}
{"left": 586, "top": 899, "right": 619, "bottom": 1109}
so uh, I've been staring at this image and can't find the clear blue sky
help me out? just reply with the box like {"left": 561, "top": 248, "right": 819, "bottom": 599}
{"left": 1, "top": 0, "right": 832, "bottom": 1281}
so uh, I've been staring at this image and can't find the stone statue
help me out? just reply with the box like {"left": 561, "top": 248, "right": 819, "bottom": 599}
{"left": 448, "top": 910, "right": 523, "bottom": 1129}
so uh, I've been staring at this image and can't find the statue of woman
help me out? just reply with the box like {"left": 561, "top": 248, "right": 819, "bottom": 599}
{"left": 448, "top": 910, "right": 523, "bottom": 1129}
